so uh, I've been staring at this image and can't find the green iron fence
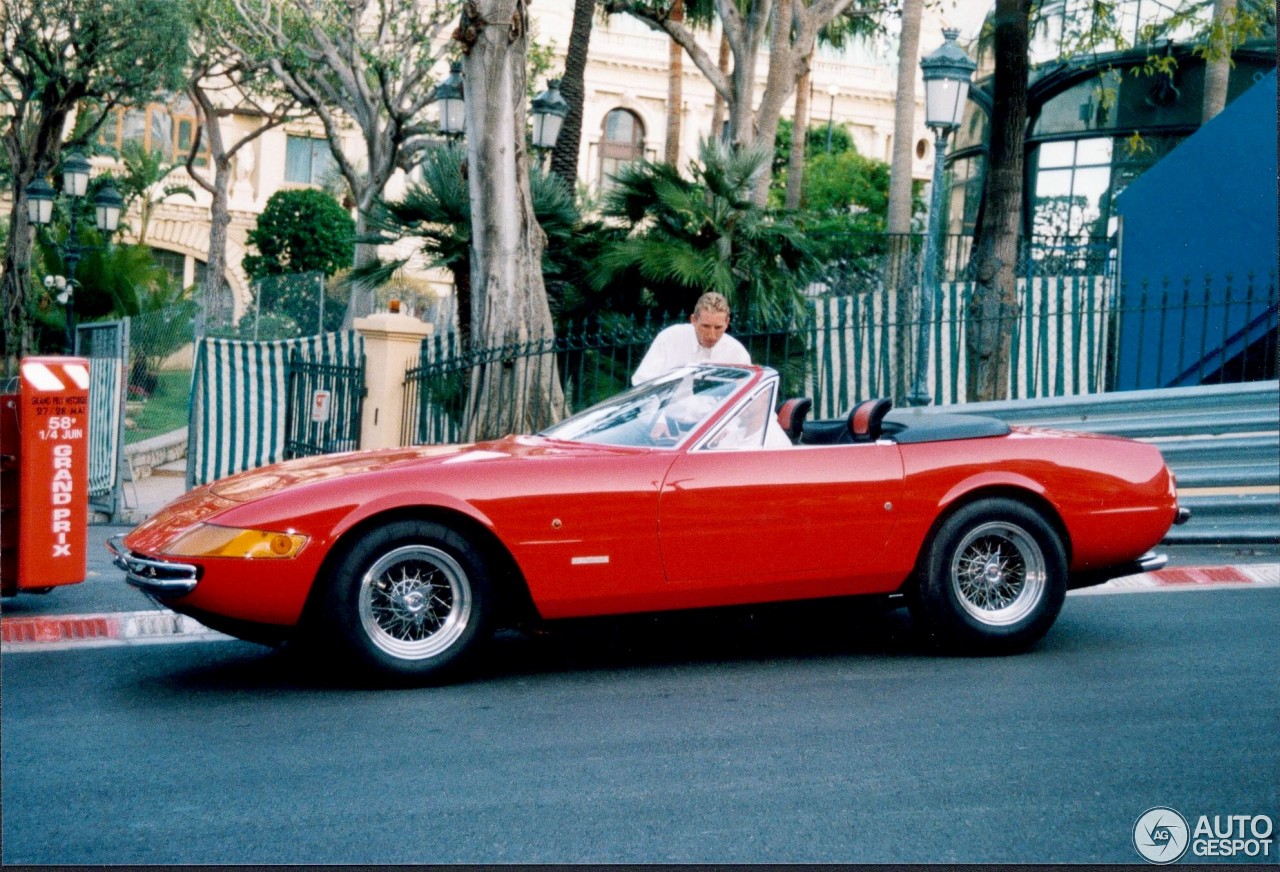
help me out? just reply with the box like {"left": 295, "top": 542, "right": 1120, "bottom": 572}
{"left": 402, "top": 272, "right": 1277, "bottom": 446}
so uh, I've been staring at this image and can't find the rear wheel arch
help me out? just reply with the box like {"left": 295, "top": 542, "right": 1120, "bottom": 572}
{"left": 916, "top": 485, "right": 1073, "bottom": 573}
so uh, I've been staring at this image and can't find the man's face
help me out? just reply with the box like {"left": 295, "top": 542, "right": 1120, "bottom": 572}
{"left": 691, "top": 310, "right": 729, "bottom": 349}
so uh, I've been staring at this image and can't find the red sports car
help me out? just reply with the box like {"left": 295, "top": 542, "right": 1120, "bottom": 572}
{"left": 110, "top": 364, "right": 1186, "bottom": 682}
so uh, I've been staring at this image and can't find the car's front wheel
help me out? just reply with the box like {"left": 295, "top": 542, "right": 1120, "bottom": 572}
{"left": 912, "top": 498, "right": 1066, "bottom": 654}
{"left": 317, "top": 520, "right": 493, "bottom": 683}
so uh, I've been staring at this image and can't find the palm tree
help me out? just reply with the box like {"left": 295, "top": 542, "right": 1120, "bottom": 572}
{"left": 550, "top": 0, "right": 596, "bottom": 188}
{"left": 593, "top": 138, "right": 820, "bottom": 324}
{"left": 356, "top": 144, "right": 582, "bottom": 343}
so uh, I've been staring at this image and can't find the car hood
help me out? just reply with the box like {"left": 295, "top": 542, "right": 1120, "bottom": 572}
{"left": 206, "top": 435, "right": 653, "bottom": 503}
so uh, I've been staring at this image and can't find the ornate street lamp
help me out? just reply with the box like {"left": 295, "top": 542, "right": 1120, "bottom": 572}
{"left": 25, "top": 177, "right": 55, "bottom": 226}
{"left": 61, "top": 151, "right": 91, "bottom": 197}
{"left": 530, "top": 78, "right": 568, "bottom": 153}
{"left": 24, "top": 153, "right": 124, "bottom": 352}
{"left": 435, "top": 62, "right": 466, "bottom": 138}
{"left": 908, "top": 28, "right": 976, "bottom": 407}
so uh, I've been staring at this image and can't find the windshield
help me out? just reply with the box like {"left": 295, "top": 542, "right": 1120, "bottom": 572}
{"left": 540, "top": 365, "right": 754, "bottom": 448}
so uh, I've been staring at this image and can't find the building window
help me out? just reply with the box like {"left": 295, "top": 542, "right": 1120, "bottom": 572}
{"left": 150, "top": 248, "right": 188, "bottom": 286}
{"left": 598, "top": 109, "right": 645, "bottom": 189}
{"left": 944, "top": 154, "right": 983, "bottom": 236}
{"left": 284, "top": 135, "right": 337, "bottom": 186}
{"left": 97, "top": 97, "right": 208, "bottom": 167}
{"left": 1031, "top": 137, "right": 1115, "bottom": 239}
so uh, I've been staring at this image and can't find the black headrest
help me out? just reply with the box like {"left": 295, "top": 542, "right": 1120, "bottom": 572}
{"left": 848, "top": 398, "right": 892, "bottom": 442}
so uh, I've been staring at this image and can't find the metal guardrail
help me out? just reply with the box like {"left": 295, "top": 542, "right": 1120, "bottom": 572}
{"left": 922, "top": 381, "right": 1280, "bottom": 544}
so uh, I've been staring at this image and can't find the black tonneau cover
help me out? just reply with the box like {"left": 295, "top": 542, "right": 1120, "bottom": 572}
{"left": 799, "top": 411, "right": 1010, "bottom": 445}
{"left": 881, "top": 411, "right": 1010, "bottom": 444}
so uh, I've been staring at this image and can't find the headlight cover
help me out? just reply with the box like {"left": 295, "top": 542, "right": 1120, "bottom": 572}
{"left": 162, "top": 523, "right": 308, "bottom": 559}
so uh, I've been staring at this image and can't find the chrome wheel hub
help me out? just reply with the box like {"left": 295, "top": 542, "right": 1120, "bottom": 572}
{"left": 358, "top": 545, "right": 471, "bottom": 660}
{"left": 951, "top": 521, "right": 1046, "bottom": 627}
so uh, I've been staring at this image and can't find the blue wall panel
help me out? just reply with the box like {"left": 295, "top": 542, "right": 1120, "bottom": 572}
{"left": 1114, "top": 71, "right": 1278, "bottom": 389}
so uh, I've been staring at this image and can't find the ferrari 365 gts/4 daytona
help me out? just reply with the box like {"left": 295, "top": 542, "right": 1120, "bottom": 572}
{"left": 111, "top": 364, "right": 1186, "bottom": 682}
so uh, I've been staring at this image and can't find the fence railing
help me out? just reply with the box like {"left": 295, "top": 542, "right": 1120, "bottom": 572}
{"left": 810, "top": 232, "right": 1117, "bottom": 297}
{"left": 402, "top": 273, "right": 1278, "bottom": 446}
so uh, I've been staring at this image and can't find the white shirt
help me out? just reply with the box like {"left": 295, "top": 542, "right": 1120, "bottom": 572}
{"left": 631, "top": 323, "right": 751, "bottom": 386}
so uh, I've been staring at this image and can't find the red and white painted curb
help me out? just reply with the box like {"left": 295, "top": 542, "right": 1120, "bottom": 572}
{"left": 1069, "top": 562, "right": 1280, "bottom": 595}
{"left": 1, "top": 610, "right": 228, "bottom": 652}
{"left": 2, "top": 563, "right": 1277, "bottom": 651}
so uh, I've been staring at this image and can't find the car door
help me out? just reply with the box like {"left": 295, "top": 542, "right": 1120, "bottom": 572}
{"left": 656, "top": 418, "right": 905, "bottom": 600}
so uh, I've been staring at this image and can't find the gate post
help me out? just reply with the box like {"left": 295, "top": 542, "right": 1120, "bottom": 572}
{"left": 354, "top": 312, "right": 433, "bottom": 450}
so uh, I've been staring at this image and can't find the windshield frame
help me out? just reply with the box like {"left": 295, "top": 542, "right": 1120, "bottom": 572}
{"left": 538, "top": 364, "right": 764, "bottom": 450}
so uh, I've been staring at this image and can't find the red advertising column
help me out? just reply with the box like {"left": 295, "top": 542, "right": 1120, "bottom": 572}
{"left": 16, "top": 357, "right": 90, "bottom": 590}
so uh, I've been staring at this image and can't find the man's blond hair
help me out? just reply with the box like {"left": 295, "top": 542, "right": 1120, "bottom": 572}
{"left": 692, "top": 291, "right": 731, "bottom": 318}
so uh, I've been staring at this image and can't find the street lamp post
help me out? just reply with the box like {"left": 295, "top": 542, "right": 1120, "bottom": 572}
{"left": 825, "top": 84, "right": 840, "bottom": 154}
{"left": 530, "top": 78, "right": 568, "bottom": 166}
{"left": 25, "top": 152, "right": 123, "bottom": 353}
{"left": 435, "top": 62, "right": 466, "bottom": 139}
{"left": 907, "top": 28, "right": 976, "bottom": 407}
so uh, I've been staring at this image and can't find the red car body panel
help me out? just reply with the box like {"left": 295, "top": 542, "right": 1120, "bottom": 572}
{"left": 118, "top": 367, "right": 1180, "bottom": 633}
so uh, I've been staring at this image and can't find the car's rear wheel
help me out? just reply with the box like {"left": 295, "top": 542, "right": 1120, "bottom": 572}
{"left": 912, "top": 498, "right": 1066, "bottom": 654}
{"left": 318, "top": 520, "right": 493, "bottom": 683}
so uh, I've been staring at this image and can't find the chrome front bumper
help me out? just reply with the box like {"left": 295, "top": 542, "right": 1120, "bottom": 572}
{"left": 1134, "top": 549, "right": 1168, "bottom": 572}
{"left": 107, "top": 535, "right": 199, "bottom": 596}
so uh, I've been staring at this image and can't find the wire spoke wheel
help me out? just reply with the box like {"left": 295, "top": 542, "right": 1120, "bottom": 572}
{"left": 358, "top": 544, "right": 472, "bottom": 660}
{"left": 949, "top": 521, "right": 1046, "bottom": 627}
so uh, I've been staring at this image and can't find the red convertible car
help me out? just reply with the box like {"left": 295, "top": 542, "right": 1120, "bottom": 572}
{"left": 110, "top": 364, "right": 1186, "bottom": 682}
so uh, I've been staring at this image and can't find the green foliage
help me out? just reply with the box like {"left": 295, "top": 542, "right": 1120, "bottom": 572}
{"left": 772, "top": 118, "right": 855, "bottom": 176}
{"left": 1, "top": 0, "right": 193, "bottom": 120}
{"left": 801, "top": 150, "right": 894, "bottom": 227}
{"left": 594, "top": 139, "right": 822, "bottom": 324}
{"left": 107, "top": 142, "right": 196, "bottom": 240}
{"left": 28, "top": 179, "right": 183, "bottom": 354}
{"left": 357, "top": 144, "right": 598, "bottom": 332}
{"left": 247, "top": 272, "right": 345, "bottom": 336}
{"left": 243, "top": 188, "right": 355, "bottom": 279}
{"left": 234, "top": 310, "right": 302, "bottom": 341}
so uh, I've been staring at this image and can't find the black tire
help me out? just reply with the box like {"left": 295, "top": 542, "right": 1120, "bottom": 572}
{"left": 317, "top": 519, "right": 494, "bottom": 683}
{"left": 912, "top": 498, "right": 1067, "bottom": 654}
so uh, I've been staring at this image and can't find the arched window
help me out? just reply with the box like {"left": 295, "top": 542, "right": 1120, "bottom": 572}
{"left": 598, "top": 108, "right": 645, "bottom": 189}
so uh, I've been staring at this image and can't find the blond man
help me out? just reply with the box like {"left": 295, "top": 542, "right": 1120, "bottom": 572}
{"left": 631, "top": 292, "right": 751, "bottom": 385}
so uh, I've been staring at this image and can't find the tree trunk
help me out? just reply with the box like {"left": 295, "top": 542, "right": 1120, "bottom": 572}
{"left": 749, "top": 0, "right": 797, "bottom": 204}
{"left": 1202, "top": 0, "right": 1236, "bottom": 122}
{"left": 709, "top": 33, "right": 730, "bottom": 141}
{"left": 550, "top": 0, "right": 595, "bottom": 188}
{"left": 1, "top": 193, "right": 36, "bottom": 364}
{"left": 664, "top": 0, "right": 685, "bottom": 166}
{"left": 344, "top": 209, "right": 378, "bottom": 327}
{"left": 784, "top": 69, "right": 810, "bottom": 209}
{"left": 461, "top": 0, "right": 566, "bottom": 439}
{"left": 966, "top": 0, "right": 1028, "bottom": 402}
{"left": 886, "top": 0, "right": 923, "bottom": 234}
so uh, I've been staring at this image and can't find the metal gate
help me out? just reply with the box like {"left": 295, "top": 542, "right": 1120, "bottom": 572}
{"left": 284, "top": 349, "right": 366, "bottom": 459}
{"left": 76, "top": 319, "right": 129, "bottom": 519}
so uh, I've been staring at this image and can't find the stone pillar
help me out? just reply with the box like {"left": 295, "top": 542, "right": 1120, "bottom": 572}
{"left": 353, "top": 312, "right": 433, "bottom": 450}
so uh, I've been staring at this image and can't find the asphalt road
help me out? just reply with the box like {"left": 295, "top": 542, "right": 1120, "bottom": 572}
{"left": 2, "top": 585, "right": 1277, "bottom": 864}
